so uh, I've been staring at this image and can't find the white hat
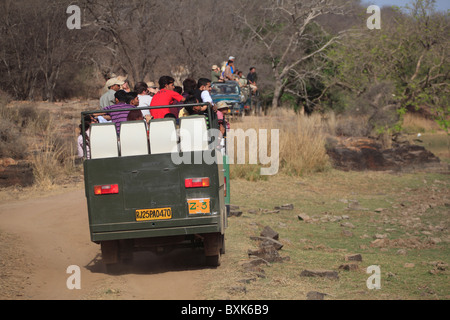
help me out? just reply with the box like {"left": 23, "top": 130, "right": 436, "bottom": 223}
{"left": 105, "top": 77, "right": 125, "bottom": 88}
{"left": 229, "top": 56, "right": 235, "bottom": 60}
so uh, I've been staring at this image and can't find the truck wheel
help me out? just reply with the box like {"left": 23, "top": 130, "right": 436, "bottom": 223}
{"left": 206, "top": 255, "right": 221, "bottom": 267}
{"left": 220, "top": 234, "right": 225, "bottom": 255}
{"left": 203, "top": 233, "right": 222, "bottom": 267}
{"left": 101, "top": 241, "right": 122, "bottom": 274}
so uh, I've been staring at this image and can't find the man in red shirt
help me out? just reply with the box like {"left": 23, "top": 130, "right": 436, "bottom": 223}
{"left": 150, "top": 76, "right": 186, "bottom": 119}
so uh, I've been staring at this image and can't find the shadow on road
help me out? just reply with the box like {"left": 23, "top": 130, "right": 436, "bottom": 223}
{"left": 85, "top": 247, "right": 213, "bottom": 275}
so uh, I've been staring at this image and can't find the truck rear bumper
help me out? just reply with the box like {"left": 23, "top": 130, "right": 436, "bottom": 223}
{"left": 90, "top": 216, "right": 221, "bottom": 242}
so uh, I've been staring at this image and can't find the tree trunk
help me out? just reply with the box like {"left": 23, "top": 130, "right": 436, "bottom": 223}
{"left": 272, "top": 79, "right": 284, "bottom": 109}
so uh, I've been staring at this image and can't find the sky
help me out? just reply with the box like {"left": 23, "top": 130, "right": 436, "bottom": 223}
{"left": 362, "top": 0, "right": 450, "bottom": 11}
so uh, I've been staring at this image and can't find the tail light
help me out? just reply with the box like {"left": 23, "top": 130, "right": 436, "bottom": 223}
{"left": 224, "top": 176, "right": 227, "bottom": 197}
{"left": 185, "top": 178, "right": 210, "bottom": 188}
{"left": 94, "top": 184, "right": 119, "bottom": 195}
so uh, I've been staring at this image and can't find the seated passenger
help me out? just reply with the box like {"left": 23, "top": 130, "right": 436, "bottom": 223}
{"left": 77, "top": 115, "right": 97, "bottom": 159}
{"left": 104, "top": 90, "right": 136, "bottom": 135}
{"left": 150, "top": 76, "right": 186, "bottom": 119}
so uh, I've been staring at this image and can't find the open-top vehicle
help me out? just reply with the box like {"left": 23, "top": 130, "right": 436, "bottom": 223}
{"left": 211, "top": 82, "right": 251, "bottom": 116}
{"left": 81, "top": 103, "right": 228, "bottom": 270}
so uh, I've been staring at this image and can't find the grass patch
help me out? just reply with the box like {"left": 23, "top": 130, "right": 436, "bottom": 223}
{"left": 203, "top": 169, "right": 450, "bottom": 300}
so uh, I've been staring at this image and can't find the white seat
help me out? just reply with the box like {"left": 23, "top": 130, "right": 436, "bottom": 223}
{"left": 179, "top": 116, "right": 208, "bottom": 152}
{"left": 90, "top": 123, "right": 119, "bottom": 159}
{"left": 148, "top": 118, "right": 179, "bottom": 154}
{"left": 120, "top": 121, "right": 149, "bottom": 157}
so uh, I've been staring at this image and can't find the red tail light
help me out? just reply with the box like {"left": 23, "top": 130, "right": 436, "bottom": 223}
{"left": 224, "top": 177, "right": 227, "bottom": 197}
{"left": 94, "top": 184, "right": 119, "bottom": 195}
{"left": 185, "top": 178, "right": 210, "bottom": 188}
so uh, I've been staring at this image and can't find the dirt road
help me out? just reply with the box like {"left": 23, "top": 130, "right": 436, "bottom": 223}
{"left": 0, "top": 188, "right": 210, "bottom": 300}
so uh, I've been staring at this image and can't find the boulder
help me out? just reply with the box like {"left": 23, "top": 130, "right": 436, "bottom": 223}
{"left": 260, "top": 226, "right": 279, "bottom": 240}
{"left": 326, "top": 136, "right": 440, "bottom": 172}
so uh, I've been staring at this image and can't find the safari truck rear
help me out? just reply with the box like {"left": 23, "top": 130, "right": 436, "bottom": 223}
{"left": 81, "top": 104, "right": 228, "bottom": 270}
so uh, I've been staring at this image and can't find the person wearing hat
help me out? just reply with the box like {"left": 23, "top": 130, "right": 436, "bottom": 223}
{"left": 146, "top": 81, "right": 159, "bottom": 96}
{"left": 211, "top": 65, "right": 221, "bottom": 82}
{"left": 100, "top": 77, "right": 125, "bottom": 110}
{"left": 216, "top": 101, "right": 230, "bottom": 153}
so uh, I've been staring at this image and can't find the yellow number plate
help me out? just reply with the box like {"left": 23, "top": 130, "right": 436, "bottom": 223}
{"left": 136, "top": 208, "right": 172, "bottom": 221}
{"left": 188, "top": 199, "right": 210, "bottom": 214}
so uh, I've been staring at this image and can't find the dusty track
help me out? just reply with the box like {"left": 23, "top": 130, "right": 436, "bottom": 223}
{"left": 0, "top": 188, "right": 210, "bottom": 300}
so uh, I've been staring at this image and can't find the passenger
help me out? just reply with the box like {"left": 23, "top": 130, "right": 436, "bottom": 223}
{"left": 182, "top": 78, "right": 197, "bottom": 98}
{"left": 118, "top": 75, "right": 131, "bottom": 92}
{"left": 127, "top": 109, "right": 151, "bottom": 123}
{"left": 216, "top": 101, "right": 231, "bottom": 153}
{"left": 149, "top": 76, "right": 186, "bottom": 119}
{"left": 134, "top": 82, "right": 152, "bottom": 118}
{"left": 223, "top": 60, "right": 235, "bottom": 82}
{"left": 211, "top": 65, "right": 222, "bottom": 82}
{"left": 197, "top": 78, "right": 214, "bottom": 110}
{"left": 181, "top": 96, "right": 204, "bottom": 117}
{"left": 99, "top": 77, "right": 125, "bottom": 109}
{"left": 126, "top": 91, "right": 140, "bottom": 107}
{"left": 77, "top": 115, "right": 97, "bottom": 159}
{"left": 104, "top": 90, "right": 136, "bottom": 135}
{"left": 247, "top": 67, "right": 258, "bottom": 94}
{"left": 146, "top": 81, "right": 159, "bottom": 96}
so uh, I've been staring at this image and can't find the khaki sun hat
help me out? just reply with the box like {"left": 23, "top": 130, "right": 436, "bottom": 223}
{"left": 105, "top": 77, "right": 125, "bottom": 88}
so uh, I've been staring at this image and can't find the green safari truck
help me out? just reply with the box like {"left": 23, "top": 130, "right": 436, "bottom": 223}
{"left": 81, "top": 103, "right": 229, "bottom": 270}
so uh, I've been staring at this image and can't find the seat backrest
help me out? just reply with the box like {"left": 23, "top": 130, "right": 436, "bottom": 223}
{"left": 90, "top": 123, "right": 119, "bottom": 159}
{"left": 179, "top": 115, "right": 208, "bottom": 152}
{"left": 120, "top": 121, "right": 149, "bottom": 157}
{"left": 148, "top": 118, "right": 178, "bottom": 154}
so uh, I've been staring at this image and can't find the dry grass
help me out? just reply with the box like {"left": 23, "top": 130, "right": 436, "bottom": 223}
{"left": 0, "top": 98, "right": 83, "bottom": 189}
{"left": 229, "top": 109, "right": 331, "bottom": 179}
{"left": 402, "top": 113, "right": 441, "bottom": 134}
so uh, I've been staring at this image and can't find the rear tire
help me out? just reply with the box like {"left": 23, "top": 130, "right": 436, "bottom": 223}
{"left": 206, "top": 254, "right": 221, "bottom": 267}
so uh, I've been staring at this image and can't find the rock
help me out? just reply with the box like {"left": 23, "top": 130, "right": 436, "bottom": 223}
{"left": 325, "top": 136, "right": 441, "bottom": 172}
{"left": 404, "top": 263, "right": 415, "bottom": 268}
{"left": 248, "top": 246, "right": 284, "bottom": 263}
{"left": 237, "top": 277, "right": 257, "bottom": 284}
{"left": 347, "top": 200, "right": 368, "bottom": 211}
{"left": 240, "top": 258, "right": 270, "bottom": 270}
{"left": 374, "top": 234, "right": 387, "bottom": 239}
{"left": 260, "top": 209, "right": 280, "bottom": 214}
{"left": 229, "top": 210, "right": 243, "bottom": 217}
{"left": 339, "top": 263, "right": 359, "bottom": 271}
{"left": 0, "top": 161, "right": 34, "bottom": 188}
{"left": 374, "top": 208, "right": 384, "bottom": 212}
{"left": 227, "top": 286, "right": 247, "bottom": 294}
{"left": 300, "top": 269, "right": 339, "bottom": 280}
{"left": 396, "top": 249, "right": 407, "bottom": 255}
{"left": 306, "top": 291, "right": 327, "bottom": 300}
{"left": 297, "top": 213, "right": 311, "bottom": 222}
{"left": 341, "top": 229, "right": 354, "bottom": 237}
{"left": 340, "top": 222, "right": 355, "bottom": 229}
{"left": 260, "top": 226, "right": 279, "bottom": 240}
{"left": 276, "top": 204, "right": 294, "bottom": 210}
{"left": 345, "top": 254, "right": 362, "bottom": 262}
{"left": 260, "top": 237, "right": 283, "bottom": 250}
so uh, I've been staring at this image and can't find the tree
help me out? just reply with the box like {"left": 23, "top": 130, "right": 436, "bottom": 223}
{"left": 324, "top": 0, "right": 449, "bottom": 131}
{"left": 237, "top": 0, "right": 351, "bottom": 108}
